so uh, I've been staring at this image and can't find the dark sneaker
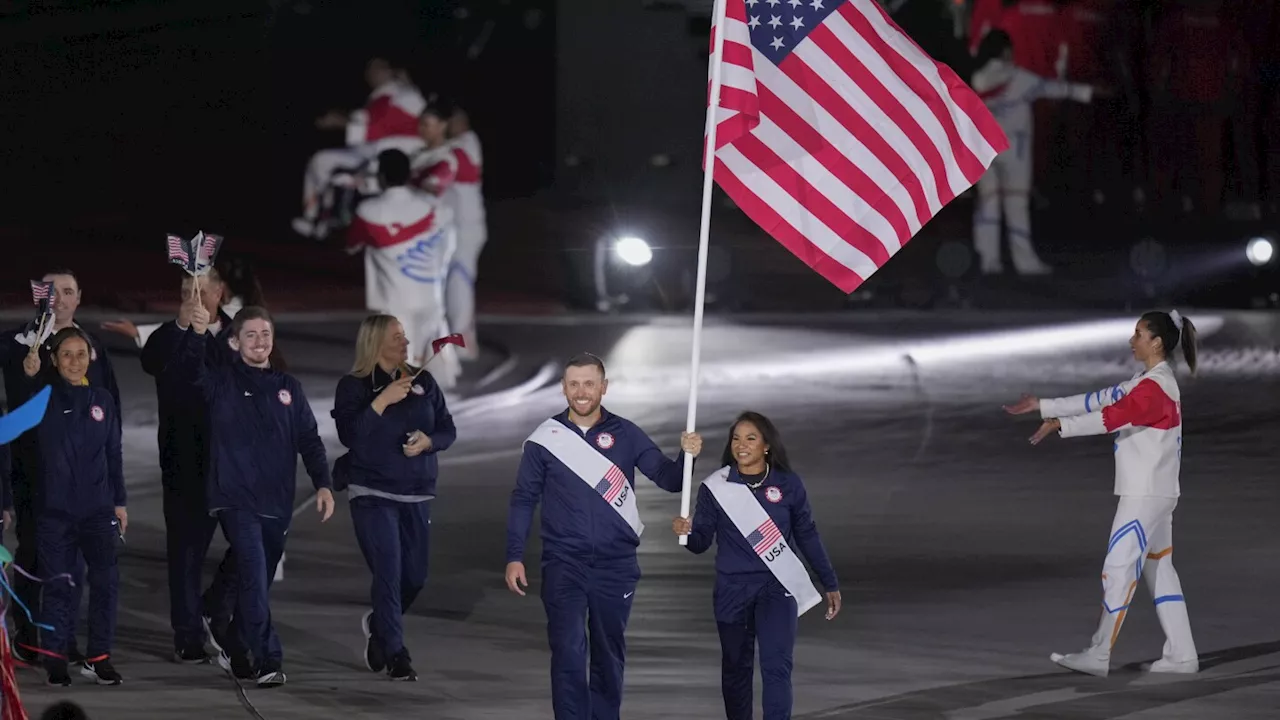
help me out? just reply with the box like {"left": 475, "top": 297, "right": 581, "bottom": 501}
{"left": 361, "top": 610, "right": 385, "bottom": 673}
{"left": 46, "top": 662, "right": 72, "bottom": 687}
{"left": 387, "top": 650, "right": 417, "bottom": 682}
{"left": 174, "top": 645, "right": 210, "bottom": 664}
{"left": 255, "top": 665, "right": 286, "bottom": 688}
{"left": 80, "top": 657, "right": 123, "bottom": 686}
{"left": 217, "top": 649, "right": 255, "bottom": 680}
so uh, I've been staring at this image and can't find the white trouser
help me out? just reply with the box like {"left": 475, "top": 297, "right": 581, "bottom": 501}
{"left": 302, "top": 146, "right": 373, "bottom": 217}
{"left": 444, "top": 220, "right": 487, "bottom": 357}
{"left": 1081, "top": 496, "right": 1197, "bottom": 663}
{"left": 973, "top": 147, "right": 1047, "bottom": 274}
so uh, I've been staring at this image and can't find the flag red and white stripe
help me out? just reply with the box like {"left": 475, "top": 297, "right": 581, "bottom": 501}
{"left": 29, "top": 281, "right": 51, "bottom": 306}
{"left": 166, "top": 234, "right": 190, "bottom": 268}
{"left": 708, "top": 0, "right": 1009, "bottom": 292}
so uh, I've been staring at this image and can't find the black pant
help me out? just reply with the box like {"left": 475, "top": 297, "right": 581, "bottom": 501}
{"left": 162, "top": 486, "right": 226, "bottom": 651}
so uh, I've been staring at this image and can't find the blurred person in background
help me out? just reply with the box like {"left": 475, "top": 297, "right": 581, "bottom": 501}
{"left": 41, "top": 701, "right": 89, "bottom": 720}
{"left": 971, "top": 29, "right": 1100, "bottom": 276}
{"left": 443, "top": 105, "right": 486, "bottom": 361}
{"left": 295, "top": 57, "right": 427, "bottom": 238}
{"left": 1146, "top": 0, "right": 1245, "bottom": 216}
{"left": 410, "top": 102, "right": 459, "bottom": 197}
{"left": 346, "top": 149, "right": 461, "bottom": 389}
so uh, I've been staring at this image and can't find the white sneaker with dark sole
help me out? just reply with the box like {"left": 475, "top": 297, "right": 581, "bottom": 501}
{"left": 1051, "top": 652, "right": 1109, "bottom": 677}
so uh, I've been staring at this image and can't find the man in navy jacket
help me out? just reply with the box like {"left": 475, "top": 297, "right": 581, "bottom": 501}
{"left": 182, "top": 302, "right": 334, "bottom": 687}
{"left": 1, "top": 269, "right": 118, "bottom": 664}
{"left": 140, "top": 272, "right": 237, "bottom": 662}
{"left": 504, "top": 353, "right": 702, "bottom": 720}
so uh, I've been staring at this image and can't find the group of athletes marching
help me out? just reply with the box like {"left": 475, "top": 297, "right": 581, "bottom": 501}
{"left": 297, "top": 55, "right": 489, "bottom": 391}
{"left": 1, "top": 255, "right": 1202, "bottom": 719}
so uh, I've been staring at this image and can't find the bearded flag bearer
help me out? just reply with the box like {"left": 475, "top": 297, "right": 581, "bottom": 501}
{"left": 504, "top": 354, "right": 702, "bottom": 720}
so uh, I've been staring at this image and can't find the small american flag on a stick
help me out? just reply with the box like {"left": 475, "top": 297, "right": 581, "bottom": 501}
{"left": 746, "top": 517, "right": 783, "bottom": 556}
{"left": 594, "top": 465, "right": 628, "bottom": 504}
{"left": 431, "top": 333, "right": 466, "bottom": 355}
{"left": 195, "top": 232, "right": 223, "bottom": 275}
{"left": 29, "top": 280, "right": 53, "bottom": 307}
{"left": 166, "top": 234, "right": 191, "bottom": 270}
{"left": 707, "top": 0, "right": 1008, "bottom": 292}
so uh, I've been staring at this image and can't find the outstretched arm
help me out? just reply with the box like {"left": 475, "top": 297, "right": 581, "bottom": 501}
{"left": 1057, "top": 378, "right": 1177, "bottom": 438}
{"left": 1038, "top": 375, "right": 1145, "bottom": 419}
{"left": 635, "top": 430, "right": 696, "bottom": 493}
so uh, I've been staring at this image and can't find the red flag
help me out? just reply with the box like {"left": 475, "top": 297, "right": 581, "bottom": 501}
{"left": 708, "top": 0, "right": 1009, "bottom": 293}
{"left": 431, "top": 333, "right": 466, "bottom": 355}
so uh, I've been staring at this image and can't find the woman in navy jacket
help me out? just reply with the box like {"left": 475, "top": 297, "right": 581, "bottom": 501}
{"left": 20, "top": 328, "right": 126, "bottom": 687}
{"left": 673, "top": 412, "right": 841, "bottom": 720}
{"left": 332, "top": 314, "right": 456, "bottom": 682}
{"left": 180, "top": 303, "right": 334, "bottom": 688}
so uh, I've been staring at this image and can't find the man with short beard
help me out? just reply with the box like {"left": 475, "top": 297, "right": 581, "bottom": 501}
{"left": 504, "top": 353, "right": 702, "bottom": 720}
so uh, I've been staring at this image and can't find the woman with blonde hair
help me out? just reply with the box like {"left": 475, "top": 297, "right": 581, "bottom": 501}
{"left": 332, "top": 314, "right": 456, "bottom": 681}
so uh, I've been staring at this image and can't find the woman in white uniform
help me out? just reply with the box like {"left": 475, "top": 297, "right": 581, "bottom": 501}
{"left": 1005, "top": 310, "right": 1201, "bottom": 677}
{"left": 443, "top": 107, "right": 486, "bottom": 361}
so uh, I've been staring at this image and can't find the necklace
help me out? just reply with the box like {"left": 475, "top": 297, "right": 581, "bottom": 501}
{"left": 744, "top": 464, "right": 770, "bottom": 489}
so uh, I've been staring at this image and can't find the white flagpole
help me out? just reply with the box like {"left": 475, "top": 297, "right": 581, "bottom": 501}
{"left": 679, "top": 0, "right": 731, "bottom": 546}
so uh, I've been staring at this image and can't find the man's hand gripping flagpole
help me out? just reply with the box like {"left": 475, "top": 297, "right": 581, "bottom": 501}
{"left": 678, "top": 0, "right": 731, "bottom": 546}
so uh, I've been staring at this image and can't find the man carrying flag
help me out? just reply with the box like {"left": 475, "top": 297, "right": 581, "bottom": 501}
{"left": 504, "top": 353, "right": 703, "bottom": 720}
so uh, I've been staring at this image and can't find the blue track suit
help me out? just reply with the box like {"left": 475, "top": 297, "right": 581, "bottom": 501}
{"left": 27, "top": 376, "right": 125, "bottom": 669}
{"left": 506, "top": 408, "right": 689, "bottom": 720}
{"left": 141, "top": 314, "right": 237, "bottom": 653}
{"left": 332, "top": 366, "right": 456, "bottom": 663}
{"left": 176, "top": 331, "right": 331, "bottom": 674}
{"left": 684, "top": 467, "right": 839, "bottom": 720}
{"left": 2, "top": 326, "right": 118, "bottom": 655}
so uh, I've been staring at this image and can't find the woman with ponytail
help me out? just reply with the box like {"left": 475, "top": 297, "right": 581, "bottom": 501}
{"left": 1003, "top": 310, "right": 1200, "bottom": 678}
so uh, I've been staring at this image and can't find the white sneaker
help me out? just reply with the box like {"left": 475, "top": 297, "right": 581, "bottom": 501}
{"left": 1148, "top": 658, "right": 1199, "bottom": 674}
{"left": 1051, "top": 651, "right": 1109, "bottom": 677}
{"left": 291, "top": 217, "right": 316, "bottom": 237}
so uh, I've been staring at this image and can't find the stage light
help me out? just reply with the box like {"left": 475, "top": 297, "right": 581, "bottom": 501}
{"left": 614, "top": 236, "right": 653, "bottom": 267}
{"left": 1246, "top": 237, "right": 1274, "bottom": 267}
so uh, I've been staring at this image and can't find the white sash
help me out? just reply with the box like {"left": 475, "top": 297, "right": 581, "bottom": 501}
{"left": 526, "top": 419, "right": 644, "bottom": 538}
{"left": 703, "top": 467, "right": 822, "bottom": 617}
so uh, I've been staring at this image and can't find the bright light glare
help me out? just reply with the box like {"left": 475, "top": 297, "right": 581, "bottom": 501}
{"left": 614, "top": 236, "right": 653, "bottom": 266}
{"left": 1246, "top": 237, "right": 1275, "bottom": 267}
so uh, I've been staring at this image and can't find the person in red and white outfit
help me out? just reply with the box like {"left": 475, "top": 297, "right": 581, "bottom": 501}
{"left": 1004, "top": 310, "right": 1201, "bottom": 678}
{"left": 442, "top": 106, "right": 486, "bottom": 361}
{"left": 346, "top": 149, "right": 461, "bottom": 390}
{"left": 409, "top": 103, "right": 458, "bottom": 197}
{"left": 296, "top": 57, "right": 427, "bottom": 237}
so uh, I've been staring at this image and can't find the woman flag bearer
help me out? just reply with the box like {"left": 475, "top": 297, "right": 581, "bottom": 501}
{"left": 21, "top": 328, "right": 126, "bottom": 687}
{"left": 505, "top": 353, "right": 702, "bottom": 720}
{"left": 1005, "top": 310, "right": 1201, "bottom": 677}
{"left": 673, "top": 412, "right": 840, "bottom": 720}
{"left": 180, "top": 303, "right": 335, "bottom": 687}
{"left": 332, "top": 314, "right": 456, "bottom": 682}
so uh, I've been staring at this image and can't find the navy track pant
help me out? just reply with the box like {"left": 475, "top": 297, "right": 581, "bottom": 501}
{"left": 213, "top": 509, "right": 287, "bottom": 669}
{"left": 37, "top": 511, "right": 119, "bottom": 664}
{"left": 350, "top": 496, "right": 431, "bottom": 659}
{"left": 162, "top": 486, "right": 221, "bottom": 651}
{"left": 715, "top": 580, "right": 798, "bottom": 720}
{"left": 541, "top": 557, "right": 640, "bottom": 720}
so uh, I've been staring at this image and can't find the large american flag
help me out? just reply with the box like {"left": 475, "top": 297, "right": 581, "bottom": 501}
{"left": 709, "top": 0, "right": 1008, "bottom": 292}
{"left": 746, "top": 516, "right": 784, "bottom": 555}
{"left": 594, "top": 465, "right": 628, "bottom": 504}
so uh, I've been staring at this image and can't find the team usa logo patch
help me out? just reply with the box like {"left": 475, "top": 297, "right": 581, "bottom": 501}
{"left": 277, "top": 389, "right": 293, "bottom": 406}
{"left": 595, "top": 432, "right": 615, "bottom": 450}
{"left": 411, "top": 384, "right": 425, "bottom": 396}
{"left": 90, "top": 405, "right": 105, "bottom": 422}
{"left": 764, "top": 486, "right": 783, "bottom": 503}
